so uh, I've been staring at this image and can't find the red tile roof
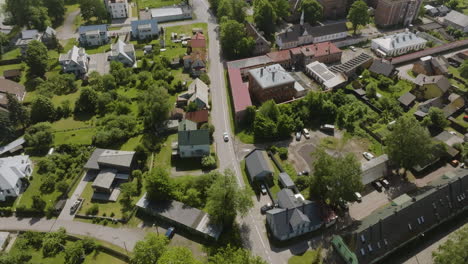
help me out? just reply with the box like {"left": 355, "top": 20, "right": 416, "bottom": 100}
{"left": 228, "top": 68, "right": 252, "bottom": 114}
{"left": 185, "top": 109, "right": 209, "bottom": 123}
{"left": 267, "top": 50, "right": 291, "bottom": 62}
{"left": 302, "top": 42, "right": 342, "bottom": 57}
{"left": 190, "top": 32, "right": 206, "bottom": 49}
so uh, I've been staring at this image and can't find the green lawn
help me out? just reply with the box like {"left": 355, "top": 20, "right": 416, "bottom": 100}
{"left": 162, "top": 23, "right": 208, "bottom": 60}
{"left": 9, "top": 238, "right": 127, "bottom": 264}
{"left": 86, "top": 44, "right": 111, "bottom": 55}
{"left": 448, "top": 66, "right": 467, "bottom": 91}
{"left": 78, "top": 182, "right": 125, "bottom": 218}
{"left": 288, "top": 249, "right": 322, "bottom": 264}
{"left": 120, "top": 135, "right": 143, "bottom": 151}
{"left": 0, "top": 63, "right": 24, "bottom": 78}
{"left": 2, "top": 48, "right": 20, "bottom": 60}
{"left": 63, "top": 38, "right": 79, "bottom": 51}
{"left": 153, "top": 134, "right": 177, "bottom": 169}
{"left": 137, "top": 0, "right": 182, "bottom": 9}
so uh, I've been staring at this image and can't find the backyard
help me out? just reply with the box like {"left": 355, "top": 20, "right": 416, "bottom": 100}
{"left": 137, "top": 0, "right": 182, "bottom": 9}
{"left": 162, "top": 23, "right": 208, "bottom": 61}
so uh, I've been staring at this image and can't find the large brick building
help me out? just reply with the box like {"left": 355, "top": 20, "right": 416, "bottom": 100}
{"left": 374, "top": 0, "right": 423, "bottom": 28}
{"left": 248, "top": 64, "right": 296, "bottom": 104}
{"left": 317, "top": 0, "right": 348, "bottom": 19}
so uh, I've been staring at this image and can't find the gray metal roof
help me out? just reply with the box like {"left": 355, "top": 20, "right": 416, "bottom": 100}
{"left": 0, "top": 137, "right": 25, "bottom": 155}
{"left": 244, "top": 149, "right": 273, "bottom": 181}
{"left": 84, "top": 148, "right": 135, "bottom": 170}
{"left": 361, "top": 154, "right": 389, "bottom": 185}
{"left": 91, "top": 169, "right": 117, "bottom": 190}
{"left": 279, "top": 172, "right": 295, "bottom": 188}
{"left": 369, "top": 60, "right": 395, "bottom": 77}
{"left": 444, "top": 10, "right": 468, "bottom": 28}
{"left": 372, "top": 31, "right": 427, "bottom": 51}
{"left": 79, "top": 24, "right": 107, "bottom": 34}
{"left": 289, "top": 208, "right": 310, "bottom": 229}
{"left": 178, "top": 119, "right": 197, "bottom": 131}
{"left": 178, "top": 130, "right": 210, "bottom": 146}
{"left": 249, "top": 64, "right": 295, "bottom": 89}
{"left": 277, "top": 188, "right": 303, "bottom": 209}
{"left": 21, "top": 30, "right": 39, "bottom": 39}
{"left": 398, "top": 92, "right": 416, "bottom": 106}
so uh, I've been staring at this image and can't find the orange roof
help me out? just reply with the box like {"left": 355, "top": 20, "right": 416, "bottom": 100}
{"left": 190, "top": 32, "right": 206, "bottom": 49}
{"left": 302, "top": 42, "right": 342, "bottom": 57}
{"left": 185, "top": 109, "right": 209, "bottom": 123}
{"left": 267, "top": 50, "right": 291, "bottom": 62}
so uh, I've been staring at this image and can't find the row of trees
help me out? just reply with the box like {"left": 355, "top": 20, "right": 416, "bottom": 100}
{"left": 4, "top": 0, "right": 65, "bottom": 29}
{"left": 145, "top": 168, "right": 253, "bottom": 227}
{"left": 132, "top": 233, "right": 266, "bottom": 264}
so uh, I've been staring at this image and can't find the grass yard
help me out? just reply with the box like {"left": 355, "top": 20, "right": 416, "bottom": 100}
{"left": 78, "top": 182, "right": 125, "bottom": 219}
{"left": 120, "top": 135, "right": 143, "bottom": 151}
{"left": 53, "top": 127, "right": 95, "bottom": 145}
{"left": 137, "top": 0, "right": 182, "bottom": 9}
{"left": 288, "top": 249, "right": 322, "bottom": 264}
{"left": 50, "top": 117, "right": 94, "bottom": 131}
{"left": 2, "top": 48, "right": 20, "bottom": 60}
{"left": 86, "top": 44, "right": 112, "bottom": 55}
{"left": 454, "top": 113, "right": 468, "bottom": 129}
{"left": 63, "top": 38, "right": 79, "bottom": 51}
{"left": 376, "top": 79, "right": 413, "bottom": 98}
{"left": 162, "top": 23, "right": 208, "bottom": 60}
{"left": 0, "top": 64, "right": 25, "bottom": 84}
{"left": 171, "top": 67, "right": 192, "bottom": 83}
{"left": 9, "top": 238, "right": 127, "bottom": 264}
{"left": 153, "top": 134, "right": 177, "bottom": 169}
{"left": 448, "top": 66, "right": 467, "bottom": 91}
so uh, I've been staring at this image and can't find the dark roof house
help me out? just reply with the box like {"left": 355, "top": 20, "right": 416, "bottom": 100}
{"left": 398, "top": 92, "right": 416, "bottom": 109}
{"left": 85, "top": 148, "right": 135, "bottom": 172}
{"left": 279, "top": 172, "right": 295, "bottom": 189}
{"left": 244, "top": 149, "right": 273, "bottom": 182}
{"left": 368, "top": 60, "right": 395, "bottom": 77}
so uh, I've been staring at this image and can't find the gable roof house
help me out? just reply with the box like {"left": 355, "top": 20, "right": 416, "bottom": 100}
{"left": 266, "top": 188, "right": 323, "bottom": 241}
{"left": 0, "top": 79, "right": 26, "bottom": 110}
{"left": 443, "top": 10, "right": 468, "bottom": 33}
{"left": 15, "top": 29, "right": 42, "bottom": 55}
{"left": 334, "top": 169, "right": 468, "bottom": 264}
{"left": 78, "top": 25, "right": 109, "bottom": 47}
{"left": 59, "top": 46, "right": 90, "bottom": 77}
{"left": 398, "top": 92, "right": 416, "bottom": 110}
{"left": 177, "top": 128, "right": 210, "bottom": 158}
{"left": 276, "top": 21, "right": 348, "bottom": 50}
{"left": 108, "top": 40, "right": 136, "bottom": 67}
{"left": 412, "top": 56, "right": 449, "bottom": 77}
{"left": 412, "top": 74, "right": 451, "bottom": 100}
{"left": 187, "top": 32, "right": 206, "bottom": 53}
{"left": 244, "top": 149, "right": 273, "bottom": 182}
{"left": 41, "top": 26, "right": 56, "bottom": 47}
{"left": 131, "top": 19, "right": 159, "bottom": 40}
{"left": 0, "top": 155, "right": 33, "bottom": 202}
{"left": 84, "top": 148, "right": 135, "bottom": 200}
{"left": 177, "top": 78, "right": 209, "bottom": 110}
{"left": 183, "top": 51, "right": 207, "bottom": 77}
{"left": 368, "top": 60, "right": 396, "bottom": 77}
{"left": 246, "top": 22, "right": 271, "bottom": 55}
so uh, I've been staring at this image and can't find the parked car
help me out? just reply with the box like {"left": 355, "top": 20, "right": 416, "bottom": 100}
{"left": 261, "top": 203, "right": 273, "bottom": 214}
{"left": 302, "top": 128, "right": 310, "bottom": 139}
{"left": 461, "top": 163, "right": 465, "bottom": 168}
{"left": 165, "top": 227, "right": 175, "bottom": 239}
{"left": 449, "top": 131, "right": 457, "bottom": 136}
{"left": 363, "top": 152, "right": 375, "bottom": 160}
{"left": 350, "top": 46, "right": 356, "bottom": 51}
{"left": 354, "top": 192, "right": 362, "bottom": 202}
{"left": 70, "top": 198, "right": 83, "bottom": 214}
{"left": 260, "top": 184, "right": 267, "bottom": 195}
{"left": 450, "top": 160, "right": 459, "bottom": 167}
{"left": 223, "top": 132, "right": 229, "bottom": 142}
{"left": 380, "top": 179, "right": 390, "bottom": 189}
{"left": 320, "top": 124, "right": 335, "bottom": 134}
{"left": 301, "top": 170, "right": 309, "bottom": 176}
{"left": 295, "top": 131, "right": 301, "bottom": 141}
{"left": 373, "top": 181, "right": 383, "bottom": 192}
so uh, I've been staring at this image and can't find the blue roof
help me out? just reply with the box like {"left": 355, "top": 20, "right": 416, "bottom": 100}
{"left": 79, "top": 24, "right": 108, "bottom": 34}
{"left": 131, "top": 19, "right": 158, "bottom": 28}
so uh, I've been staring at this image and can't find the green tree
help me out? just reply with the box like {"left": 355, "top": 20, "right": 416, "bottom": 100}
{"left": 64, "top": 241, "right": 84, "bottom": 264}
{"left": 44, "top": 0, "right": 66, "bottom": 26}
{"left": 423, "top": 107, "right": 449, "bottom": 131}
{"left": 347, "top": 0, "right": 370, "bottom": 34}
{"left": 432, "top": 224, "right": 468, "bottom": 264}
{"left": 4, "top": 0, "right": 33, "bottom": 27}
{"left": 253, "top": 0, "right": 277, "bottom": 36}
{"left": 201, "top": 155, "right": 217, "bottom": 169}
{"left": 310, "top": 149, "right": 363, "bottom": 205}
{"left": 42, "top": 228, "right": 67, "bottom": 257}
{"left": 277, "top": 114, "right": 295, "bottom": 138}
{"left": 157, "top": 247, "right": 201, "bottom": 264}
{"left": 138, "top": 85, "right": 172, "bottom": 131}
{"left": 385, "top": 115, "right": 432, "bottom": 174}
{"left": 460, "top": 60, "right": 468, "bottom": 79}
{"left": 299, "top": 0, "right": 323, "bottom": 25}
{"left": 217, "top": 0, "right": 233, "bottom": 20}
{"left": 206, "top": 169, "right": 253, "bottom": 227}
{"left": 272, "top": 0, "right": 291, "bottom": 21}
{"left": 131, "top": 233, "right": 169, "bottom": 264}
{"left": 0, "top": 111, "right": 14, "bottom": 142}
{"left": 25, "top": 40, "right": 49, "bottom": 77}
{"left": 230, "top": 0, "right": 247, "bottom": 23}
{"left": 30, "top": 96, "right": 56, "bottom": 123}
{"left": 446, "top": 0, "right": 459, "bottom": 9}
{"left": 80, "top": 0, "right": 107, "bottom": 23}
{"left": 365, "top": 82, "right": 377, "bottom": 98}
{"left": 209, "top": 245, "right": 268, "bottom": 264}
{"left": 220, "top": 19, "right": 255, "bottom": 59}
{"left": 24, "top": 122, "right": 54, "bottom": 154}
{"left": 209, "top": 0, "right": 221, "bottom": 13}
{"left": 145, "top": 167, "right": 173, "bottom": 201}
{"left": 253, "top": 113, "right": 277, "bottom": 140}
{"left": 6, "top": 94, "right": 29, "bottom": 130}
{"left": 74, "top": 87, "right": 98, "bottom": 114}
{"left": 29, "top": 6, "right": 52, "bottom": 31}
{"left": 32, "top": 195, "right": 46, "bottom": 211}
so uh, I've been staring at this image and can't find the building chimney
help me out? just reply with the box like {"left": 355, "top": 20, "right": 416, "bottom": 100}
{"left": 272, "top": 71, "right": 275, "bottom": 81}
{"left": 260, "top": 68, "right": 263, "bottom": 77}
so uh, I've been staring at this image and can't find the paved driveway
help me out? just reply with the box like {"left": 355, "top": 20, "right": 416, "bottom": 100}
{"left": 56, "top": 9, "right": 80, "bottom": 41}
{"left": 57, "top": 171, "right": 93, "bottom": 221}
{"left": 89, "top": 53, "right": 110, "bottom": 75}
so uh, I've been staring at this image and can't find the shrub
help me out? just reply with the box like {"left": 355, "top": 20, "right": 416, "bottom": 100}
{"left": 201, "top": 155, "right": 217, "bottom": 169}
{"left": 86, "top": 204, "right": 99, "bottom": 216}
{"left": 0, "top": 207, "right": 13, "bottom": 217}
{"left": 278, "top": 147, "right": 288, "bottom": 160}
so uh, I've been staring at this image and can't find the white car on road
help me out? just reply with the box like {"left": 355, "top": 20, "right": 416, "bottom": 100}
{"left": 223, "top": 132, "right": 229, "bottom": 142}
{"left": 363, "top": 152, "right": 374, "bottom": 160}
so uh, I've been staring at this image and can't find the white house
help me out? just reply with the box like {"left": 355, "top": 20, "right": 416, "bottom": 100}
{"left": 371, "top": 30, "right": 427, "bottom": 57}
{"left": 108, "top": 40, "right": 136, "bottom": 67}
{"left": 177, "top": 78, "right": 209, "bottom": 109}
{"left": 444, "top": 10, "right": 468, "bottom": 33}
{"left": 0, "top": 155, "right": 33, "bottom": 202}
{"left": 130, "top": 19, "right": 159, "bottom": 40}
{"left": 104, "top": 0, "right": 129, "bottom": 19}
{"left": 59, "top": 45, "right": 90, "bottom": 76}
{"left": 78, "top": 25, "right": 109, "bottom": 47}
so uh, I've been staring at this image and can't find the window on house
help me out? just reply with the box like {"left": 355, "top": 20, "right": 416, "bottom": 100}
{"left": 377, "top": 242, "right": 381, "bottom": 248}
{"left": 421, "top": 216, "right": 425, "bottom": 223}
{"left": 368, "top": 244, "right": 373, "bottom": 252}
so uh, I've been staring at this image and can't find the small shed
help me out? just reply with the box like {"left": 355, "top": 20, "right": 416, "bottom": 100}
{"left": 3, "top": 69, "right": 21, "bottom": 81}
{"left": 244, "top": 149, "right": 273, "bottom": 182}
{"left": 279, "top": 172, "right": 295, "bottom": 189}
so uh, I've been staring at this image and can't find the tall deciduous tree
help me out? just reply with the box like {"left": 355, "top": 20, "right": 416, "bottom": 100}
{"left": 385, "top": 115, "right": 432, "bottom": 174}
{"left": 64, "top": 241, "right": 84, "bottom": 264}
{"left": 80, "top": 0, "right": 107, "bottom": 23}
{"left": 423, "top": 107, "right": 449, "bottom": 131}
{"left": 205, "top": 169, "right": 253, "bottom": 227}
{"left": 299, "top": 0, "right": 323, "bottom": 25}
{"left": 29, "top": 6, "right": 52, "bottom": 31}
{"left": 74, "top": 87, "right": 98, "bottom": 114}
{"left": 25, "top": 40, "right": 49, "bottom": 77}
{"left": 44, "top": 0, "right": 66, "bottom": 26}
{"left": 131, "top": 233, "right": 168, "bottom": 264}
{"left": 24, "top": 122, "right": 54, "bottom": 154}
{"left": 253, "top": 0, "right": 277, "bottom": 36}
{"left": 272, "top": 0, "right": 291, "bottom": 21}
{"left": 432, "top": 224, "right": 468, "bottom": 264}
{"left": 310, "top": 149, "right": 363, "bottom": 205}
{"left": 220, "top": 19, "right": 255, "bottom": 59}
{"left": 157, "top": 247, "right": 201, "bottom": 264}
{"left": 138, "top": 85, "right": 172, "bottom": 131}
{"left": 145, "top": 167, "right": 173, "bottom": 201}
{"left": 0, "top": 111, "right": 14, "bottom": 143}
{"left": 6, "top": 93, "right": 29, "bottom": 129}
{"left": 30, "top": 96, "right": 56, "bottom": 123}
{"left": 209, "top": 245, "right": 268, "bottom": 264}
{"left": 347, "top": 0, "right": 370, "bottom": 34}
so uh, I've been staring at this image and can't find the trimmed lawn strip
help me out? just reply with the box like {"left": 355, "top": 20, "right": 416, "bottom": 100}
{"left": 53, "top": 128, "right": 96, "bottom": 146}
{"left": 2, "top": 48, "right": 20, "bottom": 60}
{"left": 288, "top": 249, "right": 322, "bottom": 264}
{"left": 120, "top": 135, "right": 143, "bottom": 151}
{"left": 137, "top": 0, "right": 182, "bottom": 9}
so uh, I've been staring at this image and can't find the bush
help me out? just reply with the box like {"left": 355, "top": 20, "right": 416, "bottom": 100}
{"left": 278, "top": 147, "right": 288, "bottom": 160}
{"left": 199, "top": 73, "right": 211, "bottom": 85}
{"left": 86, "top": 204, "right": 99, "bottom": 216}
{"left": 0, "top": 207, "right": 13, "bottom": 217}
{"left": 201, "top": 155, "right": 217, "bottom": 169}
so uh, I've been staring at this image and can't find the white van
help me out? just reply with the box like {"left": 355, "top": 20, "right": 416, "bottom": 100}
{"left": 354, "top": 192, "right": 362, "bottom": 202}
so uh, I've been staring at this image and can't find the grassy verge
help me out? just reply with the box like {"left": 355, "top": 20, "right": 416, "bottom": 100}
{"left": 288, "top": 249, "right": 322, "bottom": 264}
{"left": 2, "top": 48, "right": 20, "bottom": 60}
{"left": 137, "top": 0, "right": 182, "bottom": 9}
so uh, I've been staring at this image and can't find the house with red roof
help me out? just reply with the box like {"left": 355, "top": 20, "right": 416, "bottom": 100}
{"left": 227, "top": 68, "right": 252, "bottom": 124}
{"left": 185, "top": 109, "right": 209, "bottom": 127}
{"left": 187, "top": 32, "right": 206, "bottom": 53}
{"left": 267, "top": 50, "right": 292, "bottom": 69}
